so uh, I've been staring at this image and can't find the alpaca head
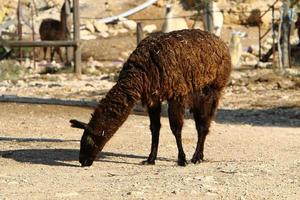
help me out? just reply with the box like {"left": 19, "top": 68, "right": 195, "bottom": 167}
{"left": 70, "top": 119, "right": 105, "bottom": 167}
{"left": 62, "top": 0, "right": 72, "bottom": 15}
{"left": 165, "top": 4, "right": 172, "bottom": 15}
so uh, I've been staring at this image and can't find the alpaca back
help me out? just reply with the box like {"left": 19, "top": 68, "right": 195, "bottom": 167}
{"left": 121, "top": 29, "right": 231, "bottom": 105}
{"left": 39, "top": 1, "right": 71, "bottom": 41}
{"left": 39, "top": 19, "right": 65, "bottom": 40}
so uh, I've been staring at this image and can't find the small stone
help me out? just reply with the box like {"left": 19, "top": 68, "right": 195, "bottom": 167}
{"left": 86, "top": 21, "right": 95, "bottom": 33}
{"left": 108, "top": 29, "right": 119, "bottom": 36}
{"left": 143, "top": 24, "right": 157, "bottom": 34}
{"left": 120, "top": 51, "right": 130, "bottom": 60}
{"left": 99, "top": 31, "right": 110, "bottom": 38}
{"left": 8, "top": 181, "right": 18, "bottom": 185}
{"left": 117, "top": 28, "right": 129, "bottom": 34}
{"left": 171, "top": 190, "right": 178, "bottom": 194}
{"left": 121, "top": 19, "right": 137, "bottom": 31}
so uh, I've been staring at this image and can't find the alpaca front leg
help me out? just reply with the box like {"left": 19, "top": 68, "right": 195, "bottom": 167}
{"left": 50, "top": 47, "right": 55, "bottom": 62}
{"left": 142, "top": 102, "right": 161, "bottom": 165}
{"left": 168, "top": 100, "right": 187, "bottom": 166}
{"left": 57, "top": 47, "right": 64, "bottom": 63}
{"left": 43, "top": 47, "right": 48, "bottom": 61}
{"left": 191, "top": 94, "right": 219, "bottom": 164}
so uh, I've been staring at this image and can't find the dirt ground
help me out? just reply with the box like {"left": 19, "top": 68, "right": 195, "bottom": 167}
{"left": 1, "top": 1, "right": 300, "bottom": 199}
{"left": 0, "top": 98, "right": 299, "bottom": 200}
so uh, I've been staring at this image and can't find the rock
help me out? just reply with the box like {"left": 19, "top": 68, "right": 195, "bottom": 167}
{"left": 171, "top": 190, "right": 179, "bottom": 194}
{"left": 127, "top": 191, "right": 143, "bottom": 196}
{"left": 8, "top": 24, "right": 16, "bottom": 33}
{"left": 84, "top": 65, "right": 96, "bottom": 74}
{"left": 24, "top": 58, "right": 32, "bottom": 69}
{"left": 87, "top": 57, "right": 104, "bottom": 69}
{"left": 154, "top": 0, "right": 165, "bottom": 7}
{"left": 80, "top": 30, "right": 97, "bottom": 40}
{"left": 143, "top": 24, "right": 157, "bottom": 34}
{"left": 277, "top": 80, "right": 295, "bottom": 89}
{"left": 120, "top": 51, "right": 131, "bottom": 60}
{"left": 94, "top": 21, "right": 109, "bottom": 32}
{"left": 85, "top": 21, "right": 95, "bottom": 33}
{"left": 48, "top": 83, "right": 62, "bottom": 88}
{"left": 256, "top": 61, "right": 272, "bottom": 68}
{"left": 242, "top": 52, "right": 258, "bottom": 66}
{"left": 223, "top": 9, "right": 240, "bottom": 25}
{"left": 231, "top": 71, "right": 242, "bottom": 80}
{"left": 117, "top": 28, "right": 129, "bottom": 34}
{"left": 121, "top": 19, "right": 137, "bottom": 31}
{"left": 108, "top": 29, "right": 119, "bottom": 36}
{"left": 98, "top": 31, "right": 110, "bottom": 38}
{"left": 247, "top": 45, "right": 259, "bottom": 56}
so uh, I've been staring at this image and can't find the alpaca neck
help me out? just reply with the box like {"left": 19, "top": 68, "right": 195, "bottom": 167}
{"left": 60, "top": 4, "right": 70, "bottom": 35}
{"left": 162, "top": 6, "right": 173, "bottom": 32}
{"left": 165, "top": 7, "right": 173, "bottom": 23}
{"left": 88, "top": 73, "right": 143, "bottom": 136}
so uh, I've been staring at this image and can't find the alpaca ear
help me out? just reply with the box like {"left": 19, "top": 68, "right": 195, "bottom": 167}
{"left": 70, "top": 119, "right": 88, "bottom": 130}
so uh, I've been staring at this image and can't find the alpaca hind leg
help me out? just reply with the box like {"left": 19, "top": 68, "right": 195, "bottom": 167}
{"left": 50, "top": 47, "right": 55, "bottom": 62}
{"left": 191, "top": 91, "right": 221, "bottom": 164}
{"left": 142, "top": 102, "right": 161, "bottom": 165}
{"left": 168, "top": 100, "right": 187, "bottom": 166}
{"left": 43, "top": 47, "right": 47, "bottom": 61}
{"left": 56, "top": 47, "right": 64, "bottom": 63}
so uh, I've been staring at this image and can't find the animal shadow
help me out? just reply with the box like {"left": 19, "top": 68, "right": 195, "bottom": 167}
{"left": 0, "top": 147, "right": 172, "bottom": 167}
{"left": 0, "top": 148, "right": 80, "bottom": 167}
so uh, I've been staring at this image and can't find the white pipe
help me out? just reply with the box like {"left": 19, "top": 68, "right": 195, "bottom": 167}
{"left": 96, "top": 0, "right": 158, "bottom": 24}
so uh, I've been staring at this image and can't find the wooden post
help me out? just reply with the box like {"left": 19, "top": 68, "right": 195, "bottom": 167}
{"left": 204, "top": 0, "right": 214, "bottom": 33}
{"left": 281, "top": 0, "right": 291, "bottom": 69}
{"left": 136, "top": 22, "right": 143, "bottom": 45}
{"left": 31, "top": 2, "right": 36, "bottom": 69}
{"left": 73, "top": 0, "right": 81, "bottom": 75}
{"left": 17, "top": 0, "right": 23, "bottom": 61}
{"left": 258, "top": 24, "right": 262, "bottom": 59}
{"left": 271, "top": 5, "right": 276, "bottom": 67}
{"left": 65, "top": 0, "right": 71, "bottom": 67}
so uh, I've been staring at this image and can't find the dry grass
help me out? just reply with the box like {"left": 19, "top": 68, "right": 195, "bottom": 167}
{"left": 0, "top": 60, "right": 28, "bottom": 81}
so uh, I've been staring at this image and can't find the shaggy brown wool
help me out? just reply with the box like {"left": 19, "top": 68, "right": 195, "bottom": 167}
{"left": 71, "top": 29, "right": 231, "bottom": 167}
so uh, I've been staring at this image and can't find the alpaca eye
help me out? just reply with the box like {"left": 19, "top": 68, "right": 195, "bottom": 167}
{"left": 85, "top": 135, "right": 95, "bottom": 146}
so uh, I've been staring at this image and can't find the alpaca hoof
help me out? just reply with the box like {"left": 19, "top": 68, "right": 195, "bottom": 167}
{"left": 177, "top": 159, "right": 188, "bottom": 167}
{"left": 141, "top": 160, "right": 155, "bottom": 165}
{"left": 191, "top": 157, "right": 204, "bottom": 164}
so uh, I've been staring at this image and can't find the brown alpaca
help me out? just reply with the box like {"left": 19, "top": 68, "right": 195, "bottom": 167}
{"left": 39, "top": 0, "right": 72, "bottom": 62}
{"left": 70, "top": 29, "right": 232, "bottom": 167}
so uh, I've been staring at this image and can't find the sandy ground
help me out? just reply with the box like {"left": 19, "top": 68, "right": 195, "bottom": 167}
{"left": 0, "top": 1, "right": 300, "bottom": 199}
{"left": 0, "top": 102, "right": 299, "bottom": 200}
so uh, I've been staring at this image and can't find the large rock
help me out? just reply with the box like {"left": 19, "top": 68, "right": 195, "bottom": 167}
{"left": 143, "top": 24, "right": 157, "bottom": 34}
{"left": 121, "top": 19, "right": 137, "bottom": 31}
{"left": 85, "top": 21, "right": 95, "bottom": 33}
{"left": 223, "top": 0, "right": 279, "bottom": 26}
{"left": 94, "top": 21, "right": 109, "bottom": 32}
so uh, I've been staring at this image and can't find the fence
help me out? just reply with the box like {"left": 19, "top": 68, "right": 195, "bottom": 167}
{"left": 0, "top": 0, "right": 298, "bottom": 73}
{"left": 0, "top": 0, "right": 81, "bottom": 75}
